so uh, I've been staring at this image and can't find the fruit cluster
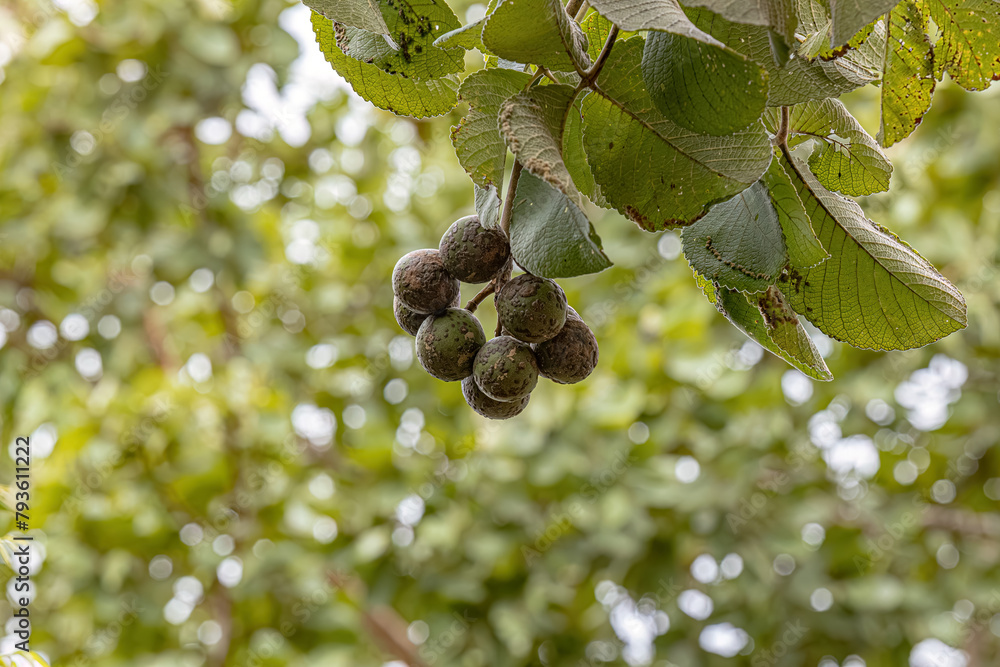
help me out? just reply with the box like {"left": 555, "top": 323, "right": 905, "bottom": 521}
{"left": 392, "top": 215, "right": 599, "bottom": 419}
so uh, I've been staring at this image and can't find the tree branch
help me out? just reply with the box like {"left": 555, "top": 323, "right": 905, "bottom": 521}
{"left": 207, "top": 587, "right": 232, "bottom": 667}
{"left": 327, "top": 570, "right": 429, "bottom": 667}
{"left": 922, "top": 506, "right": 1000, "bottom": 539}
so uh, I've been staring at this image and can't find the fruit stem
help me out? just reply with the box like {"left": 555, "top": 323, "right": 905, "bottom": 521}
{"left": 465, "top": 282, "right": 496, "bottom": 313}
{"left": 496, "top": 156, "right": 523, "bottom": 336}
{"left": 499, "top": 160, "right": 523, "bottom": 238}
{"left": 494, "top": 256, "right": 514, "bottom": 337}
{"left": 773, "top": 106, "right": 790, "bottom": 148}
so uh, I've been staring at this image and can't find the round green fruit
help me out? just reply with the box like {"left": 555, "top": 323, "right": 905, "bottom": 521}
{"left": 497, "top": 274, "right": 568, "bottom": 343}
{"left": 392, "top": 249, "right": 460, "bottom": 315}
{"left": 438, "top": 215, "right": 510, "bottom": 284}
{"left": 472, "top": 335, "right": 539, "bottom": 402}
{"left": 462, "top": 376, "right": 530, "bottom": 419}
{"left": 532, "top": 315, "right": 599, "bottom": 384}
{"left": 415, "top": 308, "right": 486, "bottom": 381}
{"left": 394, "top": 293, "right": 460, "bottom": 336}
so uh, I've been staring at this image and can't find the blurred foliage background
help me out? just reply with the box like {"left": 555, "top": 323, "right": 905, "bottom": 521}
{"left": 1, "top": 0, "right": 999, "bottom": 666}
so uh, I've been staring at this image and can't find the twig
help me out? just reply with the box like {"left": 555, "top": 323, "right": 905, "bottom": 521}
{"left": 362, "top": 606, "right": 430, "bottom": 667}
{"left": 579, "top": 25, "right": 619, "bottom": 89}
{"left": 565, "top": 0, "right": 585, "bottom": 20}
{"left": 217, "top": 289, "right": 242, "bottom": 358}
{"left": 494, "top": 156, "right": 521, "bottom": 335}
{"left": 142, "top": 310, "right": 176, "bottom": 370}
{"left": 494, "top": 256, "right": 514, "bottom": 337}
{"left": 499, "top": 161, "right": 523, "bottom": 238}
{"left": 773, "top": 105, "right": 791, "bottom": 147}
{"left": 493, "top": 159, "right": 521, "bottom": 336}
{"left": 465, "top": 282, "right": 496, "bottom": 313}
{"left": 537, "top": 66, "right": 560, "bottom": 84}
{"left": 208, "top": 587, "right": 232, "bottom": 667}
{"left": 922, "top": 506, "right": 1000, "bottom": 538}
{"left": 326, "top": 570, "right": 429, "bottom": 667}
{"left": 574, "top": 0, "right": 590, "bottom": 20}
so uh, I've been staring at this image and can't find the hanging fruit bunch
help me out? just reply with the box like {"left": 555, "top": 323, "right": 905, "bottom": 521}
{"left": 393, "top": 215, "right": 599, "bottom": 419}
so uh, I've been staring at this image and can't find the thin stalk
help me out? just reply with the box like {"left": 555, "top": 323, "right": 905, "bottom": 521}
{"left": 580, "top": 25, "right": 618, "bottom": 89}
{"left": 499, "top": 161, "right": 523, "bottom": 238}
{"left": 494, "top": 257, "right": 514, "bottom": 337}
{"left": 773, "top": 105, "right": 791, "bottom": 147}
{"left": 465, "top": 282, "right": 496, "bottom": 313}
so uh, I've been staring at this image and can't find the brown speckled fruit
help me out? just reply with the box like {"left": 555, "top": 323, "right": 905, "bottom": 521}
{"left": 394, "top": 292, "right": 460, "bottom": 336}
{"left": 532, "top": 315, "right": 599, "bottom": 384}
{"left": 497, "top": 274, "right": 568, "bottom": 343}
{"left": 392, "top": 249, "right": 460, "bottom": 315}
{"left": 415, "top": 308, "right": 486, "bottom": 381}
{"left": 462, "top": 376, "right": 530, "bottom": 419}
{"left": 438, "top": 215, "right": 510, "bottom": 284}
{"left": 472, "top": 335, "right": 538, "bottom": 402}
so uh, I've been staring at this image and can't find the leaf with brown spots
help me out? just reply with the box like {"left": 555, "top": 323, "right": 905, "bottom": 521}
{"left": 499, "top": 83, "right": 583, "bottom": 207}
{"left": 925, "top": 0, "right": 1000, "bottom": 91}
{"left": 697, "top": 276, "right": 833, "bottom": 380}
{"left": 878, "top": 1, "right": 936, "bottom": 147}
{"left": 580, "top": 38, "right": 773, "bottom": 229}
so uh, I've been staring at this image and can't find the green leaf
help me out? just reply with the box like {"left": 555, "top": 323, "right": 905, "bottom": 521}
{"left": 475, "top": 184, "right": 503, "bottom": 229}
{"left": 779, "top": 98, "right": 893, "bottom": 196}
{"left": 682, "top": 181, "right": 787, "bottom": 293}
{"left": 563, "top": 99, "right": 609, "bottom": 207}
{"left": 795, "top": 16, "right": 835, "bottom": 59}
{"left": 829, "top": 0, "right": 900, "bottom": 46}
{"left": 641, "top": 30, "right": 769, "bottom": 135}
{"left": 588, "top": 0, "right": 724, "bottom": 40}
{"left": 500, "top": 84, "right": 582, "bottom": 208}
{"left": 794, "top": 0, "right": 887, "bottom": 79}
{"left": 509, "top": 171, "right": 613, "bottom": 278}
{"left": 336, "top": 0, "right": 464, "bottom": 79}
{"left": 311, "top": 12, "right": 458, "bottom": 118}
{"left": 482, "top": 0, "right": 592, "bottom": 73}
{"left": 341, "top": 24, "right": 396, "bottom": 58}
{"left": 580, "top": 38, "right": 773, "bottom": 230}
{"left": 878, "top": 1, "right": 935, "bottom": 147}
{"left": 303, "top": 0, "right": 389, "bottom": 34}
{"left": 762, "top": 156, "right": 830, "bottom": 269}
{"left": 925, "top": 0, "right": 1000, "bottom": 91}
{"left": 757, "top": 285, "right": 834, "bottom": 380}
{"left": 451, "top": 68, "right": 533, "bottom": 188}
{"left": 697, "top": 277, "right": 833, "bottom": 380}
{"left": 580, "top": 10, "right": 637, "bottom": 62}
{"left": 768, "top": 27, "right": 793, "bottom": 66}
{"left": 777, "top": 149, "right": 967, "bottom": 350}
{"left": 689, "top": 7, "right": 883, "bottom": 105}
{"left": 682, "top": 0, "right": 798, "bottom": 45}
{"left": 832, "top": 23, "right": 879, "bottom": 61}
{"left": 433, "top": 19, "right": 488, "bottom": 51}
